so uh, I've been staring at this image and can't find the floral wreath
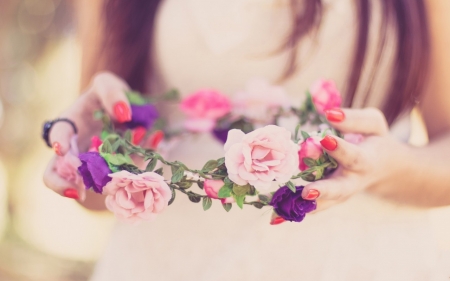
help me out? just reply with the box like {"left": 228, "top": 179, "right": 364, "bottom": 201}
{"left": 55, "top": 79, "right": 354, "bottom": 225}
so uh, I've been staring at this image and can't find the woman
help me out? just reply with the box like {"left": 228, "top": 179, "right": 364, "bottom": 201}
{"left": 44, "top": 0, "right": 450, "bottom": 280}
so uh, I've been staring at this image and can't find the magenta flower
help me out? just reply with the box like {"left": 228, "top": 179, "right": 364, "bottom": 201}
{"left": 180, "top": 89, "right": 231, "bottom": 132}
{"left": 103, "top": 171, "right": 172, "bottom": 223}
{"left": 270, "top": 185, "right": 316, "bottom": 222}
{"left": 78, "top": 152, "right": 112, "bottom": 193}
{"left": 310, "top": 79, "right": 342, "bottom": 115}
{"left": 298, "top": 137, "right": 324, "bottom": 171}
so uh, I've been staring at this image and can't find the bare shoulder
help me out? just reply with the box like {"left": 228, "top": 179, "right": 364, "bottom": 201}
{"left": 419, "top": 0, "right": 450, "bottom": 139}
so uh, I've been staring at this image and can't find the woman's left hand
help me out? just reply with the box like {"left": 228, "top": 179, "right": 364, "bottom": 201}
{"left": 301, "top": 107, "right": 411, "bottom": 211}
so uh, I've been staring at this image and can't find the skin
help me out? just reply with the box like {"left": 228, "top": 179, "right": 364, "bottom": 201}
{"left": 43, "top": 0, "right": 450, "bottom": 211}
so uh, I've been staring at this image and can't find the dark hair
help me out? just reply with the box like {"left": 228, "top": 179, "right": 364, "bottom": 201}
{"left": 97, "top": 0, "right": 430, "bottom": 125}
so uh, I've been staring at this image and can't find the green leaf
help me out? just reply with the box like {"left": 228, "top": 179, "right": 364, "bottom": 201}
{"left": 232, "top": 184, "right": 250, "bottom": 196}
{"left": 286, "top": 181, "right": 296, "bottom": 193}
{"left": 234, "top": 194, "right": 245, "bottom": 209}
{"left": 303, "top": 157, "right": 317, "bottom": 168}
{"left": 126, "top": 91, "right": 148, "bottom": 105}
{"left": 247, "top": 185, "right": 256, "bottom": 196}
{"left": 124, "top": 130, "right": 132, "bottom": 143}
{"left": 315, "top": 167, "right": 324, "bottom": 180}
{"left": 252, "top": 202, "right": 264, "bottom": 209}
{"left": 111, "top": 139, "right": 121, "bottom": 151}
{"left": 294, "top": 123, "right": 301, "bottom": 141}
{"left": 218, "top": 183, "right": 233, "bottom": 198}
{"left": 187, "top": 192, "right": 201, "bottom": 203}
{"left": 217, "top": 157, "right": 225, "bottom": 166}
{"left": 101, "top": 141, "right": 113, "bottom": 154}
{"left": 202, "top": 197, "right": 212, "bottom": 211}
{"left": 197, "top": 181, "right": 204, "bottom": 189}
{"left": 168, "top": 188, "right": 176, "bottom": 206}
{"left": 170, "top": 165, "right": 178, "bottom": 175}
{"left": 102, "top": 153, "right": 132, "bottom": 166}
{"left": 163, "top": 89, "right": 180, "bottom": 101}
{"left": 224, "top": 177, "right": 233, "bottom": 185}
{"left": 171, "top": 167, "right": 185, "bottom": 183}
{"left": 222, "top": 203, "right": 232, "bottom": 212}
{"left": 154, "top": 167, "right": 163, "bottom": 175}
{"left": 329, "top": 156, "right": 338, "bottom": 169}
{"left": 101, "top": 130, "right": 109, "bottom": 140}
{"left": 177, "top": 180, "right": 192, "bottom": 189}
{"left": 301, "top": 131, "right": 310, "bottom": 140}
{"left": 202, "top": 160, "right": 218, "bottom": 172}
{"left": 258, "top": 194, "right": 270, "bottom": 203}
{"left": 146, "top": 158, "right": 157, "bottom": 172}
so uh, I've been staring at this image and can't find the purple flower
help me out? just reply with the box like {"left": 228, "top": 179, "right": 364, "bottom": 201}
{"left": 270, "top": 185, "right": 316, "bottom": 222}
{"left": 125, "top": 104, "right": 159, "bottom": 129}
{"left": 212, "top": 127, "right": 229, "bottom": 143}
{"left": 78, "top": 152, "right": 112, "bottom": 193}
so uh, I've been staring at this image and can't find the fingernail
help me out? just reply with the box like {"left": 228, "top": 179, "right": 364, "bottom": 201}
{"left": 113, "top": 101, "right": 132, "bottom": 123}
{"left": 63, "top": 188, "right": 79, "bottom": 200}
{"left": 270, "top": 216, "right": 286, "bottom": 225}
{"left": 325, "top": 108, "right": 345, "bottom": 122}
{"left": 132, "top": 127, "right": 146, "bottom": 145}
{"left": 149, "top": 130, "right": 164, "bottom": 149}
{"left": 52, "top": 142, "right": 62, "bottom": 156}
{"left": 320, "top": 135, "right": 338, "bottom": 151}
{"left": 304, "top": 189, "right": 320, "bottom": 200}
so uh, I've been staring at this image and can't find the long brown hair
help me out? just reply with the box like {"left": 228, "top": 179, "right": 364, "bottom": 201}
{"left": 97, "top": 0, "right": 430, "bottom": 125}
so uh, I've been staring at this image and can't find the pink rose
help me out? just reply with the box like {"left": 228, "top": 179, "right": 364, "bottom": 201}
{"left": 103, "top": 171, "right": 172, "bottom": 223}
{"left": 88, "top": 136, "right": 103, "bottom": 152}
{"left": 180, "top": 89, "right": 231, "bottom": 132}
{"left": 310, "top": 79, "right": 342, "bottom": 115}
{"left": 204, "top": 179, "right": 235, "bottom": 204}
{"left": 298, "top": 137, "right": 323, "bottom": 171}
{"left": 224, "top": 125, "right": 299, "bottom": 190}
{"left": 344, "top": 133, "right": 364, "bottom": 144}
{"left": 56, "top": 136, "right": 82, "bottom": 184}
{"left": 233, "top": 79, "right": 290, "bottom": 124}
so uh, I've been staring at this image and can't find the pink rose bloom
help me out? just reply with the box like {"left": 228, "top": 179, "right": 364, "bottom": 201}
{"left": 204, "top": 179, "right": 235, "bottom": 204}
{"left": 310, "top": 79, "right": 342, "bottom": 115}
{"left": 56, "top": 136, "right": 82, "bottom": 184}
{"left": 180, "top": 89, "right": 231, "bottom": 132}
{"left": 224, "top": 125, "right": 299, "bottom": 190}
{"left": 232, "top": 79, "right": 290, "bottom": 124}
{"left": 344, "top": 133, "right": 364, "bottom": 144}
{"left": 298, "top": 137, "right": 323, "bottom": 171}
{"left": 88, "top": 136, "right": 103, "bottom": 152}
{"left": 103, "top": 171, "right": 172, "bottom": 223}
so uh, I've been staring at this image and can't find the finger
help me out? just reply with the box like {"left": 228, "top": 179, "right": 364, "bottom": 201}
{"left": 302, "top": 176, "right": 356, "bottom": 201}
{"left": 91, "top": 72, "right": 131, "bottom": 123}
{"left": 43, "top": 156, "right": 85, "bottom": 201}
{"left": 325, "top": 107, "right": 389, "bottom": 136}
{"left": 48, "top": 121, "right": 76, "bottom": 156}
{"left": 320, "top": 135, "right": 365, "bottom": 171}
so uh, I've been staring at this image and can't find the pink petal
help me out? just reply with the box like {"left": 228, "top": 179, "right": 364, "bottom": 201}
{"left": 237, "top": 164, "right": 258, "bottom": 181}
{"left": 251, "top": 146, "right": 270, "bottom": 160}
{"left": 116, "top": 189, "right": 136, "bottom": 209}
{"left": 224, "top": 143, "right": 245, "bottom": 174}
{"left": 228, "top": 173, "right": 248, "bottom": 186}
{"left": 224, "top": 129, "right": 245, "bottom": 152}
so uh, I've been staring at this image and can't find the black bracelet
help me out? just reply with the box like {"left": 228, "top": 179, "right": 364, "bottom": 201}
{"left": 42, "top": 118, "right": 78, "bottom": 148}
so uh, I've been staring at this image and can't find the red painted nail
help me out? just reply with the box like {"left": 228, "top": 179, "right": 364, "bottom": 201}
{"left": 132, "top": 127, "right": 146, "bottom": 145}
{"left": 270, "top": 216, "right": 286, "bottom": 225}
{"left": 63, "top": 188, "right": 79, "bottom": 200}
{"left": 148, "top": 130, "right": 164, "bottom": 150}
{"left": 304, "top": 189, "right": 320, "bottom": 200}
{"left": 113, "top": 101, "right": 132, "bottom": 123}
{"left": 320, "top": 135, "right": 338, "bottom": 151}
{"left": 325, "top": 108, "right": 345, "bottom": 122}
{"left": 52, "top": 142, "right": 62, "bottom": 156}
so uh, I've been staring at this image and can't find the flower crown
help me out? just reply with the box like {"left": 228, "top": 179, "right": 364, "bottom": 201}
{"left": 57, "top": 79, "right": 347, "bottom": 225}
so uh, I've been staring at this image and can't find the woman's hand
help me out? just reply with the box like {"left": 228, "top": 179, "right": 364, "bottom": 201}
{"left": 301, "top": 107, "right": 413, "bottom": 211}
{"left": 43, "top": 72, "right": 131, "bottom": 207}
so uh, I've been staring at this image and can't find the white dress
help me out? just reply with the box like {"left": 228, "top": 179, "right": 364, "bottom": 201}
{"left": 91, "top": 0, "right": 449, "bottom": 280}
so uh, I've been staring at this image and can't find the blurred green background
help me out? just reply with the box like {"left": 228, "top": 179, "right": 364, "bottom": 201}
{"left": 0, "top": 1, "right": 449, "bottom": 280}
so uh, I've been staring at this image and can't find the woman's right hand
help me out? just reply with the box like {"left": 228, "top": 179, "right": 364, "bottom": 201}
{"left": 43, "top": 72, "right": 132, "bottom": 206}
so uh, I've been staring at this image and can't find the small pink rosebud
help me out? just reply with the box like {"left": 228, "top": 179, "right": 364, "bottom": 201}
{"left": 298, "top": 137, "right": 323, "bottom": 171}
{"left": 204, "top": 179, "right": 224, "bottom": 199}
{"left": 89, "top": 136, "right": 103, "bottom": 152}
{"left": 310, "top": 79, "right": 342, "bottom": 115}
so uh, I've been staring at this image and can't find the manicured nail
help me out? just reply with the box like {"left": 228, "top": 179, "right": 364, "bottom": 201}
{"left": 148, "top": 130, "right": 164, "bottom": 149}
{"left": 132, "top": 127, "right": 146, "bottom": 145}
{"left": 270, "top": 216, "right": 286, "bottom": 225}
{"left": 63, "top": 188, "right": 79, "bottom": 200}
{"left": 52, "top": 142, "right": 62, "bottom": 156}
{"left": 113, "top": 101, "right": 132, "bottom": 123}
{"left": 304, "top": 189, "right": 320, "bottom": 200}
{"left": 325, "top": 108, "right": 345, "bottom": 122}
{"left": 320, "top": 135, "right": 338, "bottom": 151}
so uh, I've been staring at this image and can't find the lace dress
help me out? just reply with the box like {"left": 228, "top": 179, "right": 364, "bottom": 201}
{"left": 90, "top": 0, "right": 449, "bottom": 280}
